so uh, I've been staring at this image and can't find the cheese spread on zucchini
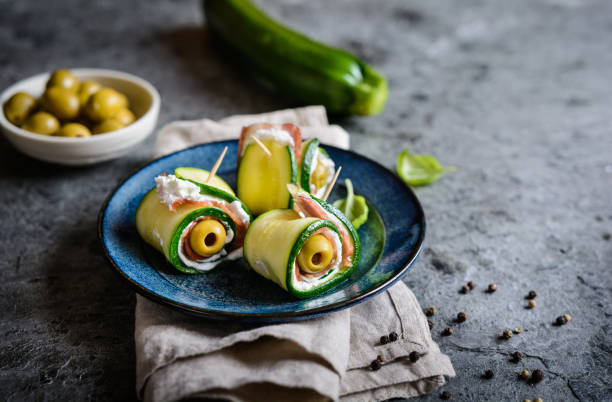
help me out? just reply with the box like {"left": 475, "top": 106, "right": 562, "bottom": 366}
{"left": 309, "top": 148, "right": 336, "bottom": 198}
{"left": 228, "top": 201, "right": 251, "bottom": 226}
{"left": 177, "top": 222, "right": 235, "bottom": 272}
{"left": 155, "top": 174, "right": 249, "bottom": 225}
{"left": 291, "top": 228, "right": 343, "bottom": 292}
{"left": 240, "top": 128, "right": 295, "bottom": 156}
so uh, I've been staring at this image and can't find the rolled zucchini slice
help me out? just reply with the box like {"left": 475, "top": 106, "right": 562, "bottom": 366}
{"left": 174, "top": 167, "right": 235, "bottom": 195}
{"left": 290, "top": 186, "right": 361, "bottom": 272}
{"left": 135, "top": 171, "right": 252, "bottom": 274}
{"left": 299, "top": 138, "right": 336, "bottom": 198}
{"left": 244, "top": 209, "right": 352, "bottom": 298}
{"left": 236, "top": 123, "right": 301, "bottom": 215}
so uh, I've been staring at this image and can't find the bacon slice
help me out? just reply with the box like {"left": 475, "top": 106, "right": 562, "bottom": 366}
{"left": 237, "top": 123, "right": 302, "bottom": 165}
{"left": 281, "top": 123, "right": 302, "bottom": 162}
{"left": 292, "top": 194, "right": 354, "bottom": 267}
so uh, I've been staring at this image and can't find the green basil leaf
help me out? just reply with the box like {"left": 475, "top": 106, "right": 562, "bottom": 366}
{"left": 396, "top": 148, "right": 455, "bottom": 187}
{"left": 333, "top": 179, "right": 369, "bottom": 229}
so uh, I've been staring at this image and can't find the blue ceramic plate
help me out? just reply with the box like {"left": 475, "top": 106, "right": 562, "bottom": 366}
{"left": 99, "top": 140, "right": 425, "bottom": 322}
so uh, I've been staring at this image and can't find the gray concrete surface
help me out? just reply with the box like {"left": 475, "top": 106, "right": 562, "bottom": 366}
{"left": 0, "top": 0, "right": 610, "bottom": 400}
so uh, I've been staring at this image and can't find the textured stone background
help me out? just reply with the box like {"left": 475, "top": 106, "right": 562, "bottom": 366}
{"left": 0, "top": 0, "right": 610, "bottom": 401}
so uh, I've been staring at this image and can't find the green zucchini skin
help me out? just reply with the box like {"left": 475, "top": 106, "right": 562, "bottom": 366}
{"left": 286, "top": 220, "right": 346, "bottom": 299}
{"left": 135, "top": 174, "right": 253, "bottom": 274}
{"left": 287, "top": 145, "right": 297, "bottom": 210}
{"left": 174, "top": 167, "right": 235, "bottom": 195}
{"left": 135, "top": 190, "right": 237, "bottom": 274}
{"left": 203, "top": 0, "right": 388, "bottom": 115}
{"left": 311, "top": 194, "right": 362, "bottom": 272}
{"left": 187, "top": 179, "right": 253, "bottom": 222}
{"left": 243, "top": 209, "right": 352, "bottom": 299}
{"left": 299, "top": 138, "right": 319, "bottom": 191}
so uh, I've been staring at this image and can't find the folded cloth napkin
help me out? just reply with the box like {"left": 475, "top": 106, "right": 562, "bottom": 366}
{"left": 136, "top": 106, "right": 455, "bottom": 402}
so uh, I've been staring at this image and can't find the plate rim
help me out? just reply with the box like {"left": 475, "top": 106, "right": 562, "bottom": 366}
{"left": 98, "top": 139, "right": 426, "bottom": 322}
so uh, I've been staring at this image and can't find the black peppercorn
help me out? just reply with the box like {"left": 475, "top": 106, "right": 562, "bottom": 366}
{"left": 409, "top": 351, "right": 420, "bottom": 362}
{"left": 440, "top": 390, "right": 452, "bottom": 400}
{"left": 484, "top": 369, "right": 494, "bottom": 379}
{"left": 442, "top": 327, "right": 453, "bottom": 336}
{"left": 428, "top": 319, "right": 434, "bottom": 330}
{"left": 467, "top": 281, "right": 475, "bottom": 290}
{"left": 370, "top": 359, "right": 382, "bottom": 371}
{"left": 511, "top": 351, "right": 524, "bottom": 363}
{"left": 603, "top": 232, "right": 611, "bottom": 241}
{"left": 380, "top": 335, "right": 389, "bottom": 345}
{"left": 531, "top": 369, "right": 544, "bottom": 383}
{"left": 555, "top": 315, "right": 567, "bottom": 326}
{"left": 527, "top": 290, "right": 537, "bottom": 299}
{"left": 389, "top": 331, "right": 399, "bottom": 342}
{"left": 460, "top": 285, "right": 470, "bottom": 294}
{"left": 426, "top": 306, "right": 437, "bottom": 316}
{"left": 488, "top": 283, "right": 497, "bottom": 292}
{"left": 457, "top": 312, "right": 467, "bottom": 323}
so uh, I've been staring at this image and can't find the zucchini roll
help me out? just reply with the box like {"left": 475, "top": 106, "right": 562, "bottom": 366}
{"left": 299, "top": 138, "right": 336, "bottom": 198}
{"left": 237, "top": 123, "right": 301, "bottom": 215}
{"left": 243, "top": 187, "right": 360, "bottom": 298}
{"left": 135, "top": 168, "right": 252, "bottom": 274}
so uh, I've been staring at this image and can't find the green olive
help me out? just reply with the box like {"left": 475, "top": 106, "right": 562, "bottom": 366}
{"left": 21, "top": 112, "right": 60, "bottom": 135}
{"left": 297, "top": 234, "right": 334, "bottom": 273}
{"left": 114, "top": 108, "right": 135, "bottom": 126}
{"left": 78, "top": 80, "right": 101, "bottom": 107}
{"left": 189, "top": 219, "right": 226, "bottom": 256}
{"left": 56, "top": 123, "right": 91, "bottom": 138}
{"left": 85, "top": 88, "right": 125, "bottom": 122}
{"left": 92, "top": 119, "right": 124, "bottom": 134}
{"left": 117, "top": 92, "right": 129, "bottom": 109}
{"left": 41, "top": 87, "right": 80, "bottom": 120}
{"left": 46, "top": 69, "right": 80, "bottom": 92}
{"left": 3, "top": 92, "right": 37, "bottom": 125}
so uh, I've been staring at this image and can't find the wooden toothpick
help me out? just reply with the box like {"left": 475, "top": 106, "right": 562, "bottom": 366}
{"left": 321, "top": 166, "right": 342, "bottom": 201}
{"left": 252, "top": 136, "right": 272, "bottom": 158}
{"left": 206, "top": 146, "right": 228, "bottom": 184}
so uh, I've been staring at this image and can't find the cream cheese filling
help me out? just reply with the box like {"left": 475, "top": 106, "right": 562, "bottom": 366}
{"left": 309, "top": 149, "right": 336, "bottom": 198}
{"left": 155, "top": 174, "right": 249, "bottom": 226}
{"left": 240, "top": 128, "right": 295, "bottom": 156}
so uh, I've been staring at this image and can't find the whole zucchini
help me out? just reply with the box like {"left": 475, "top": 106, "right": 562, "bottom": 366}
{"left": 203, "top": 0, "right": 388, "bottom": 115}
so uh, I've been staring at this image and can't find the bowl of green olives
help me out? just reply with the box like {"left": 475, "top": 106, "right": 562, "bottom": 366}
{"left": 0, "top": 68, "right": 160, "bottom": 165}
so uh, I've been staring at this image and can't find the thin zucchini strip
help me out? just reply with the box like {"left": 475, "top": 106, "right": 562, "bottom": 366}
{"left": 135, "top": 171, "right": 251, "bottom": 274}
{"left": 243, "top": 209, "right": 351, "bottom": 298}
{"left": 236, "top": 123, "right": 300, "bottom": 215}
{"left": 299, "top": 138, "right": 336, "bottom": 198}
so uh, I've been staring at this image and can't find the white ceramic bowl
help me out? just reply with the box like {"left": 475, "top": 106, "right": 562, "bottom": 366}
{"left": 0, "top": 68, "right": 160, "bottom": 165}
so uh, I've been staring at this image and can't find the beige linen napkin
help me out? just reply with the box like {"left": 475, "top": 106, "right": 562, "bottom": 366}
{"left": 136, "top": 106, "right": 455, "bottom": 402}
